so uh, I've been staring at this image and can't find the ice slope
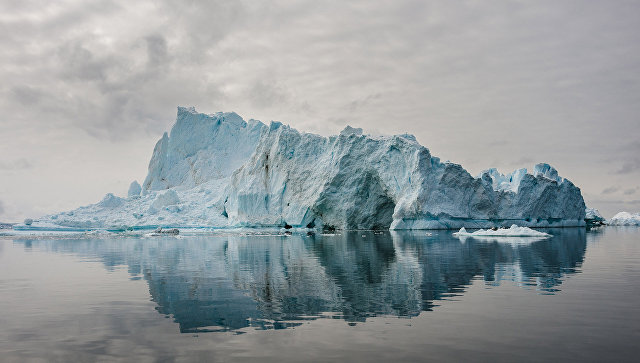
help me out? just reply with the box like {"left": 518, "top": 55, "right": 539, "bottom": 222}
{"left": 608, "top": 212, "right": 640, "bottom": 226}
{"left": 23, "top": 107, "right": 586, "bottom": 231}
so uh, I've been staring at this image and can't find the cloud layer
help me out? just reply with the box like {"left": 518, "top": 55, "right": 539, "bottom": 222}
{"left": 1, "top": 0, "right": 640, "bottom": 220}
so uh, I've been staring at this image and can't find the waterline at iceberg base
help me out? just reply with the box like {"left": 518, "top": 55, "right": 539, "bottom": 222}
{"left": 23, "top": 107, "right": 586, "bottom": 231}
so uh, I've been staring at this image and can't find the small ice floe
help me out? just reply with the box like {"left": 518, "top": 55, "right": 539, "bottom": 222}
{"left": 453, "top": 225, "right": 551, "bottom": 245}
{"left": 454, "top": 224, "right": 550, "bottom": 237}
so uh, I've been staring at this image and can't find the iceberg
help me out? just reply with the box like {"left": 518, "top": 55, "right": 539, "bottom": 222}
{"left": 608, "top": 212, "right": 640, "bottom": 226}
{"left": 585, "top": 207, "right": 606, "bottom": 227}
{"left": 20, "top": 107, "right": 587, "bottom": 231}
{"left": 585, "top": 208, "right": 604, "bottom": 221}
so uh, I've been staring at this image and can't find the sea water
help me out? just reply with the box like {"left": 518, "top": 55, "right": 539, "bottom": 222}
{"left": 0, "top": 227, "right": 638, "bottom": 362}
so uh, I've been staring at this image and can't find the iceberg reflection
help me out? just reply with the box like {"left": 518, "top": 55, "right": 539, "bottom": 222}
{"left": 13, "top": 229, "right": 586, "bottom": 332}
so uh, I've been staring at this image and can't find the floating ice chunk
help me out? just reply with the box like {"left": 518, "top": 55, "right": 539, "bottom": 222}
{"left": 128, "top": 181, "right": 142, "bottom": 197}
{"left": 24, "top": 218, "right": 33, "bottom": 226}
{"left": 453, "top": 224, "right": 551, "bottom": 237}
{"left": 608, "top": 212, "right": 640, "bottom": 226}
{"left": 144, "top": 227, "right": 180, "bottom": 237}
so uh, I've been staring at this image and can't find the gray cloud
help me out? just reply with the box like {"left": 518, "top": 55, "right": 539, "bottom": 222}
{"left": 623, "top": 187, "right": 638, "bottom": 195}
{"left": 487, "top": 140, "right": 509, "bottom": 147}
{"left": 57, "top": 41, "right": 110, "bottom": 82}
{"left": 0, "top": 200, "right": 4, "bottom": 216}
{"left": 248, "top": 80, "right": 290, "bottom": 109}
{"left": 509, "top": 157, "right": 534, "bottom": 167}
{"left": 10, "top": 85, "right": 46, "bottom": 106}
{"left": 616, "top": 158, "right": 640, "bottom": 174}
{"left": 0, "top": 158, "right": 33, "bottom": 170}
{"left": 348, "top": 93, "right": 383, "bottom": 112}
{"left": 602, "top": 186, "right": 620, "bottom": 195}
{"left": 145, "top": 34, "right": 169, "bottom": 67}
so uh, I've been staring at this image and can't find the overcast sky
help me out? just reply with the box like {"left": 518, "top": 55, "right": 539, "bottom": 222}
{"left": 1, "top": 0, "right": 639, "bottom": 221}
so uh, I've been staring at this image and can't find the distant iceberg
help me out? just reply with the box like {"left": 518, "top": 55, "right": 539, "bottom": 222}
{"left": 20, "top": 107, "right": 587, "bottom": 231}
{"left": 608, "top": 212, "right": 640, "bottom": 226}
{"left": 585, "top": 208, "right": 604, "bottom": 221}
{"left": 585, "top": 207, "right": 606, "bottom": 227}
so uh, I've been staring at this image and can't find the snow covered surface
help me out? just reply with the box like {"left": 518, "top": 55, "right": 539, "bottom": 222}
{"left": 608, "top": 212, "right": 640, "bottom": 226}
{"left": 20, "top": 107, "right": 587, "bottom": 232}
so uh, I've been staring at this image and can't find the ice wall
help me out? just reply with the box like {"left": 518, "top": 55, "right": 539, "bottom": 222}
{"left": 224, "top": 122, "right": 586, "bottom": 229}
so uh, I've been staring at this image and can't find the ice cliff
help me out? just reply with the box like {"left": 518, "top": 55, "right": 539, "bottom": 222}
{"left": 24, "top": 107, "right": 586, "bottom": 231}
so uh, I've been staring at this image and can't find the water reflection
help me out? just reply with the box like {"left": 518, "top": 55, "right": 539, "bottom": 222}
{"left": 13, "top": 229, "right": 586, "bottom": 332}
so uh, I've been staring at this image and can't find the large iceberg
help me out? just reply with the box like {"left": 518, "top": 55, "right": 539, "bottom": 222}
{"left": 22, "top": 107, "right": 586, "bottom": 231}
{"left": 608, "top": 212, "right": 640, "bottom": 226}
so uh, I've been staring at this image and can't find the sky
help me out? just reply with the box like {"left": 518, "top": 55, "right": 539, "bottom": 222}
{"left": 1, "top": 0, "right": 639, "bottom": 222}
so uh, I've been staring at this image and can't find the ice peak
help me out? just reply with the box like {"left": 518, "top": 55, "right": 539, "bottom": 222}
{"left": 533, "top": 163, "right": 562, "bottom": 183}
{"left": 269, "top": 121, "right": 284, "bottom": 131}
{"left": 177, "top": 106, "right": 198, "bottom": 114}
{"left": 480, "top": 167, "right": 528, "bottom": 193}
{"left": 340, "top": 125, "right": 363, "bottom": 136}
{"left": 398, "top": 133, "right": 417, "bottom": 142}
{"left": 144, "top": 107, "right": 267, "bottom": 191}
{"left": 97, "top": 193, "right": 124, "bottom": 208}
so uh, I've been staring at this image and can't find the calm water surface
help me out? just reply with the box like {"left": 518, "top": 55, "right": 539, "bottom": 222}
{"left": 1, "top": 228, "right": 639, "bottom": 362}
